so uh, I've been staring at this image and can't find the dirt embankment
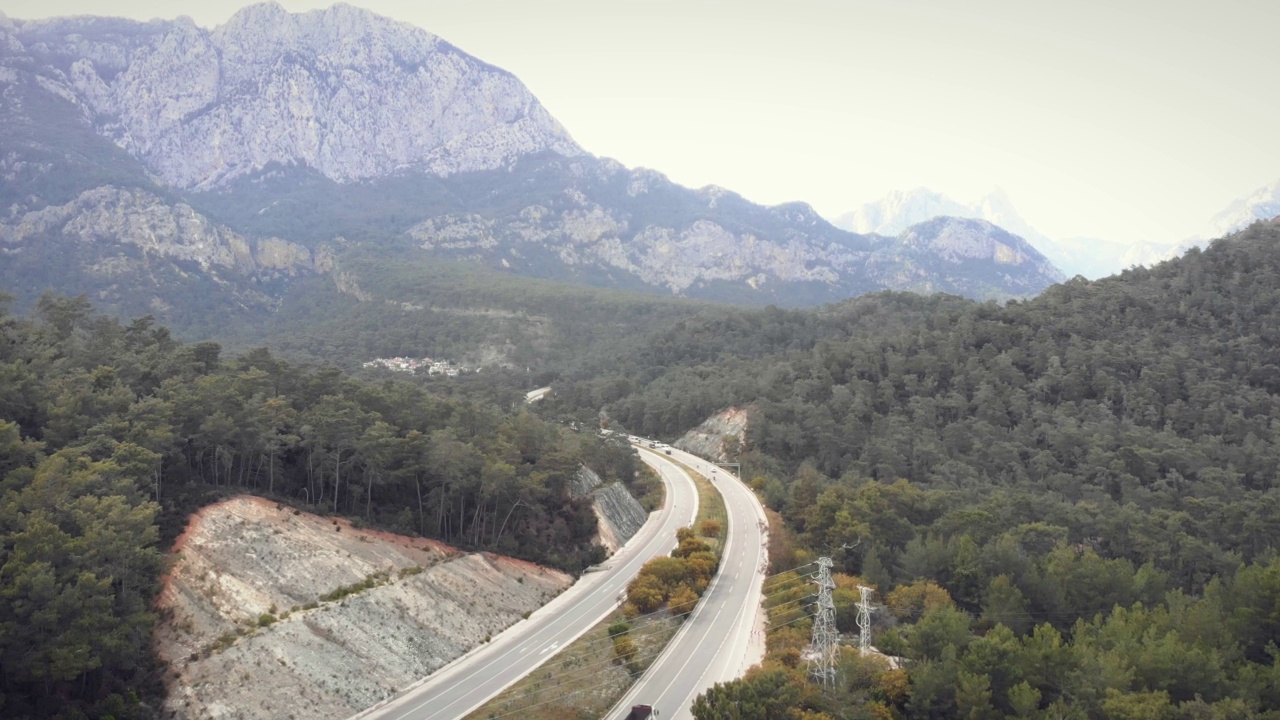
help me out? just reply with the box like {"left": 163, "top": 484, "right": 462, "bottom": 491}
{"left": 675, "top": 406, "right": 749, "bottom": 461}
{"left": 156, "top": 496, "right": 572, "bottom": 720}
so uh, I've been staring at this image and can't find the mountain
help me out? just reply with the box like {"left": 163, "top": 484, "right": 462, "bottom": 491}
{"left": 835, "top": 188, "right": 974, "bottom": 236}
{"left": 7, "top": 3, "right": 581, "bottom": 190}
{"left": 1202, "top": 178, "right": 1280, "bottom": 239}
{"left": 834, "top": 187, "right": 1050, "bottom": 247}
{"left": 1161, "top": 178, "right": 1280, "bottom": 262}
{"left": 834, "top": 187, "right": 1180, "bottom": 279}
{"left": 869, "top": 216, "right": 1065, "bottom": 298}
{"left": 1, "top": 4, "right": 1064, "bottom": 346}
{"left": 1038, "top": 236, "right": 1176, "bottom": 280}
{"left": 835, "top": 187, "right": 1072, "bottom": 268}
{"left": 394, "top": 158, "right": 1064, "bottom": 306}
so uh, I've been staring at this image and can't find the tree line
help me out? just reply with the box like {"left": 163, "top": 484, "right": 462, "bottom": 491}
{"left": 547, "top": 221, "right": 1280, "bottom": 717}
{"left": 0, "top": 290, "right": 636, "bottom": 718}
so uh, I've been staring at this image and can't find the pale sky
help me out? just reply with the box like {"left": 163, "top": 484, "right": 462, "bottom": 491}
{"left": 6, "top": 0, "right": 1279, "bottom": 244}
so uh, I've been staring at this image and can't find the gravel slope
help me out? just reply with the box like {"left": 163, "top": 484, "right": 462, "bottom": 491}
{"left": 156, "top": 496, "right": 572, "bottom": 720}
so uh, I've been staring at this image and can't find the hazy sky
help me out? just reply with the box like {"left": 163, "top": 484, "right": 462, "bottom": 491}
{"left": 7, "top": 0, "right": 1279, "bottom": 244}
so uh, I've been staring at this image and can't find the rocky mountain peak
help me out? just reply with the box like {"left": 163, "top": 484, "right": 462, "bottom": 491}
{"left": 837, "top": 187, "right": 970, "bottom": 236}
{"left": 1203, "top": 178, "right": 1280, "bottom": 239}
{"left": 223, "top": 1, "right": 290, "bottom": 26}
{"left": 848, "top": 215, "right": 1063, "bottom": 299}
{"left": 7, "top": 3, "right": 583, "bottom": 190}
{"left": 214, "top": 2, "right": 435, "bottom": 66}
{"left": 901, "top": 217, "right": 1015, "bottom": 260}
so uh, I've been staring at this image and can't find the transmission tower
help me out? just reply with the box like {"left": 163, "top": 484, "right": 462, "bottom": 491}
{"left": 807, "top": 556, "right": 839, "bottom": 689}
{"left": 857, "top": 586, "right": 874, "bottom": 655}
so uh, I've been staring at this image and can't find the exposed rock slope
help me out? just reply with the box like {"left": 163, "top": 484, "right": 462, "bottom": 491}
{"left": 5, "top": 3, "right": 582, "bottom": 189}
{"left": 872, "top": 217, "right": 1065, "bottom": 298}
{"left": 593, "top": 483, "right": 648, "bottom": 554}
{"left": 675, "top": 407, "right": 750, "bottom": 462}
{"left": 405, "top": 156, "right": 1063, "bottom": 304}
{"left": 156, "top": 496, "right": 572, "bottom": 720}
{"left": 571, "top": 465, "right": 649, "bottom": 552}
{"left": 0, "top": 186, "right": 318, "bottom": 275}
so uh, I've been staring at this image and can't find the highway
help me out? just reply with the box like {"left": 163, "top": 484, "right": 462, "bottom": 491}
{"left": 608, "top": 445, "right": 769, "bottom": 720}
{"left": 355, "top": 446, "right": 699, "bottom": 720}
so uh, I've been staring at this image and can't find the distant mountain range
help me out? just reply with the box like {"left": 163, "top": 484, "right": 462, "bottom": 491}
{"left": 833, "top": 187, "right": 1177, "bottom": 279}
{"left": 0, "top": 3, "right": 1063, "bottom": 338}
{"left": 1175, "top": 179, "right": 1280, "bottom": 255}
{"left": 836, "top": 180, "right": 1280, "bottom": 280}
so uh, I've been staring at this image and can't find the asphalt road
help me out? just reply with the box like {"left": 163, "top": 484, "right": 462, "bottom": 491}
{"left": 355, "top": 447, "right": 700, "bottom": 720}
{"left": 607, "top": 445, "right": 769, "bottom": 720}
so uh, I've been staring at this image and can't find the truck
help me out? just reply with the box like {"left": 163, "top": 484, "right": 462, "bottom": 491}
{"left": 625, "top": 706, "right": 656, "bottom": 720}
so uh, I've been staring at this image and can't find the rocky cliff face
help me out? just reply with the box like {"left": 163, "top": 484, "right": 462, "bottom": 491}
{"left": 0, "top": 186, "right": 316, "bottom": 275}
{"left": 6, "top": 3, "right": 582, "bottom": 190}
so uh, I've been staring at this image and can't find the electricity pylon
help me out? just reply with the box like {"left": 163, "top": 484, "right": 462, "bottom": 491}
{"left": 807, "top": 556, "right": 838, "bottom": 689}
{"left": 857, "top": 585, "right": 874, "bottom": 655}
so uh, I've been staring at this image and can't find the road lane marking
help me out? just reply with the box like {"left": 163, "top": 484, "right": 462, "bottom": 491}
{"left": 378, "top": 449, "right": 699, "bottom": 720}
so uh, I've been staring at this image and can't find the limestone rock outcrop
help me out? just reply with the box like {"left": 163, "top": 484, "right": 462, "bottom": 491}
{"left": 675, "top": 407, "right": 750, "bottom": 462}
{"left": 0, "top": 186, "right": 316, "bottom": 275}
{"left": 4, "top": 3, "right": 582, "bottom": 190}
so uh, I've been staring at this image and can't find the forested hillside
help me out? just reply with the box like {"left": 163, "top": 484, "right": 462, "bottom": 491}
{"left": 218, "top": 246, "right": 721, "bottom": 373}
{"left": 550, "top": 220, "right": 1280, "bottom": 718}
{"left": 0, "top": 291, "right": 633, "bottom": 719}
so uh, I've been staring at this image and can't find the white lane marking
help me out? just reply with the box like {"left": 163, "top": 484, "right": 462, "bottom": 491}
{"left": 383, "top": 451, "right": 698, "bottom": 720}
{"left": 539, "top": 642, "right": 560, "bottom": 656}
{"left": 618, "top": 477, "right": 744, "bottom": 717}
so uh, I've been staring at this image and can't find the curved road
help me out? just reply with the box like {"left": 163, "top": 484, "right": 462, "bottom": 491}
{"left": 355, "top": 448, "right": 699, "bottom": 720}
{"left": 610, "top": 445, "right": 769, "bottom": 720}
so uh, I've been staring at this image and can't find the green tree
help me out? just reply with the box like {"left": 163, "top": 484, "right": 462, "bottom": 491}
{"left": 981, "top": 575, "right": 1031, "bottom": 635}
{"left": 0, "top": 449, "right": 162, "bottom": 709}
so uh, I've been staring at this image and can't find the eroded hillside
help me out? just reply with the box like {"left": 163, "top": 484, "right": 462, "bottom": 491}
{"left": 156, "top": 496, "right": 572, "bottom": 719}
